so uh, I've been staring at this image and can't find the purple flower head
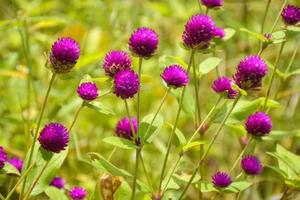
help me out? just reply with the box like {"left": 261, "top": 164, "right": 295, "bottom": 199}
{"left": 113, "top": 69, "right": 139, "bottom": 99}
{"left": 103, "top": 51, "right": 132, "bottom": 77}
{"left": 50, "top": 176, "right": 65, "bottom": 189}
{"left": 129, "top": 27, "right": 159, "bottom": 58}
{"left": 182, "top": 14, "right": 216, "bottom": 49}
{"left": 233, "top": 55, "right": 267, "bottom": 91}
{"left": 241, "top": 155, "right": 262, "bottom": 175}
{"left": 7, "top": 157, "right": 23, "bottom": 173}
{"left": 245, "top": 112, "right": 272, "bottom": 137}
{"left": 212, "top": 171, "right": 232, "bottom": 188}
{"left": 69, "top": 187, "right": 87, "bottom": 200}
{"left": 214, "top": 27, "right": 225, "bottom": 39}
{"left": 50, "top": 37, "right": 80, "bottom": 73}
{"left": 77, "top": 82, "right": 99, "bottom": 101}
{"left": 116, "top": 117, "right": 138, "bottom": 141}
{"left": 38, "top": 123, "right": 69, "bottom": 153}
{"left": 0, "top": 146, "right": 7, "bottom": 169}
{"left": 161, "top": 65, "right": 189, "bottom": 89}
{"left": 281, "top": 4, "right": 300, "bottom": 25}
{"left": 211, "top": 76, "right": 238, "bottom": 99}
{"left": 201, "top": 0, "right": 224, "bottom": 8}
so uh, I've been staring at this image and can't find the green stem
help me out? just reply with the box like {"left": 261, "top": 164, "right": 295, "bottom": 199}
{"left": 260, "top": 0, "right": 271, "bottom": 35}
{"left": 284, "top": 41, "right": 300, "bottom": 76}
{"left": 140, "top": 153, "right": 154, "bottom": 192}
{"left": 108, "top": 146, "right": 117, "bottom": 162}
{"left": 142, "top": 88, "right": 170, "bottom": 144}
{"left": 124, "top": 100, "right": 138, "bottom": 141}
{"left": 263, "top": 41, "right": 286, "bottom": 110}
{"left": 97, "top": 90, "right": 112, "bottom": 99}
{"left": 24, "top": 161, "right": 50, "bottom": 200}
{"left": 20, "top": 72, "right": 56, "bottom": 199}
{"left": 178, "top": 95, "right": 240, "bottom": 200}
{"left": 270, "top": 0, "right": 287, "bottom": 33}
{"left": 0, "top": 193, "right": 4, "bottom": 200}
{"left": 192, "top": 56, "right": 202, "bottom": 126}
{"left": 198, "top": 0, "right": 203, "bottom": 13}
{"left": 137, "top": 57, "right": 143, "bottom": 131}
{"left": 158, "top": 51, "right": 195, "bottom": 193}
{"left": 70, "top": 102, "right": 84, "bottom": 132}
{"left": 162, "top": 154, "right": 182, "bottom": 193}
{"left": 5, "top": 163, "right": 35, "bottom": 200}
{"left": 131, "top": 149, "right": 141, "bottom": 200}
{"left": 205, "top": 7, "right": 209, "bottom": 15}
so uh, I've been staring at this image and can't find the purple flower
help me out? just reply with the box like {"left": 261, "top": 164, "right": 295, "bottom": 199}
{"left": 50, "top": 37, "right": 80, "bottom": 73}
{"left": 161, "top": 65, "right": 189, "bottom": 88}
{"left": 38, "top": 123, "right": 69, "bottom": 153}
{"left": 182, "top": 14, "right": 216, "bottom": 49}
{"left": 103, "top": 51, "right": 132, "bottom": 77}
{"left": 116, "top": 117, "right": 138, "bottom": 140}
{"left": 211, "top": 76, "right": 238, "bottom": 99}
{"left": 281, "top": 4, "right": 300, "bottom": 25}
{"left": 245, "top": 112, "right": 272, "bottom": 137}
{"left": 214, "top": 27, "right": 225, "bottom": 39}
{"left": 77, "top": 82, "right": 99, "bottom": 101}
{"left": 69, "top": 187, "right": 87, "bottom": 200}
{"left": 7, "top": 157, "right": 23, "bottom": 173}
{"left": 0, "top": 146, "right": 7, "bottom": 169}
{"left": 241, "top": 155, "right": 262, "bottom": 175}
{"left": 50, "top": 176, "right": 65, "bottom": 189}
{"left": 129, "top": 27, "right": 159, "bottom": 58}
{"left": 233, "top": 55, "right": 268, "bottom": 91}
{"left": 212, "top": 171, "right": 232, "bottom": 188}
{"left": 113, "top": 69, "right": 139, "bottom": 99}
{"left": 201, "top": 0, "right": 224, "bottom": 8}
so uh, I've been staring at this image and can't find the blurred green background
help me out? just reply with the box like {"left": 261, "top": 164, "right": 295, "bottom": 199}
{"left": 0, "top": 0, "right": 300, "bottom": 199}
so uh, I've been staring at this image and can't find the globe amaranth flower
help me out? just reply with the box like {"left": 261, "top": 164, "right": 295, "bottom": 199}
{"left": 214, "top": 27, "right": 225, "bottom": 39}
{"left": 116, "top": 117, "right": 138, "bottom": 140}
{"left": 50, "top": 176, "right": 65, "bottom": 189}
{"left": 50, "top": 37, "right": 80, "bottom": 73}
{"left": 77, "top": 82, "right": 99, "bottom": 101}
{"left": 241, "top": 155, "right": 262, "bottom": 175}
{"left": 0, "top": 146, "right": 7, "bottom": 169}
{"left": 211, "top": 76, "right": 238, "bottom": 99}
{"left": 281, "top": 4, "right": 300, "bottom": 25}
{"left": 7, "top": 157, "right": 23, "bottom": 173}
{"left": 103, "top": 51, "right": 132, "bottom": 77}
{"left": 245, "top": 112, "right": 272, "bottom": 137}
{"left": 182, "top": 14, "right": 216, "bottom": 49}
{"left": 38, "top": 123, "right": 69, "bottom": 153}
{"left": 201, "top": 0, "right": 224, "bottom": 8}
{"left": 129, "top": 27, "right": 158, "bottom": 58}
{"left": 212, "top": 171, "right": 232, "bottom": 188}
{"left": 113, "top": 69, "right": 139, "bottom": 99}
{"left": 161, "top": 65, "right": 189, "bottom": 88}
{"left": 69, "top": 187, "right": 87, "bottom": 200}
{"left": 233, "top": 55, "right": 268, "bottom": 91}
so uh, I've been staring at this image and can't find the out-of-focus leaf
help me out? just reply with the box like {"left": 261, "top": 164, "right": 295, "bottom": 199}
{"left": 272, "top": 30, "right": 286, "bottom": 44}
{"left": 168, "top": 124, "right": 187, "bottom": 146}
{"left": 173, "top": 88, "right": 195, "bottom": 120}
{"left": 226, "top": 124, "right": 247, "bottom": 136}
{"left": 114, "top": 181, "right": 132, "bottom": 200}
{"left": 223, "top": 28, "right": 236, "bottom": 41}
{"left": 287, "top": 26, "right": 300, "bottom": 32}
{"left": 258, "top": 97, "right": 280, "bottom": 109}
{"left": 85, "top": 101, "right": 115, "bottom": 115}
{"left": 139, "top": 113, "right": 164, "bottom": 143}
{"left": 45, "top": 186, "right": 68, "bottom": 200}
{"left": 223, "top": 181, "right": 252, "bottom": 193}
{"left": 266, "top": 61, "right": 285, "bottom": 78}
{"left": 287, "top": 69, "right": 300, "bottom": 77}
{"left": 232, "top": 83, "right": 247, "bottom": 96}
{"left": 102, "top": 137, "right": 137, "bottom": 150}
{"left": 199, "top": 57, "right": 222, "bottom": 75}
{"left": 264, "top": 130, "right": 300, "bottom": 141}
{"left": 159, "top": 55, "right": 188, "bottom": 69}
{"left": 76, "top": 52, "right": 102, "bottom": 69}
{"left": 2, "top": 162, "right": 21, "bottom": 176}
{"left": 195, "top": 182, "right": 218, "bottom": 192}
{"left": 182, "top": 141, "right": 204, "bottom": 152}
{"left": 173, "top": 173, "right": 201, "bottom": 184}
{"left": 240, "top": 28, "right": 267, "bottom": 42}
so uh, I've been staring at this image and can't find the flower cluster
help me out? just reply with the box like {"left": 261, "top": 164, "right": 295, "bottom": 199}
{"left": 0, "top": 146, "right": 7, "bottom": 169}
{"left": 212, "top": 171, "right": 232, "bottom": 188}
{"left": 245, "top": 112, "right": 272, "bottom": 137}
{"left": 212, "top": 76, "right": 238, "bottom": 99}
{"left": 69, "top": 187, "right": 87, "bottom": 200}
{"left": 50, "top": 176, "right": 65, "bottom": 189}
{"left": 201, "top": 0, "right": 224, "bottom": 8}
{"left": 113, "top": 69, "right": 140, "bottom": 99}
{"left": 161, "top": 65, "right": 189, "bottom": 88}
{"left": 7, "top": 157, "right": 23, "bottom": 173}
{"left": 281, "top": 4, "right": 300, "bottom": 25}
{"left": 103, "top": 51, "right": 132, "bottom": 77}
{"left": 77, "top": 82, "right": 99, "bottom": 101}
{"left": 241, "top": 155, "right": 262, "bottom": 175}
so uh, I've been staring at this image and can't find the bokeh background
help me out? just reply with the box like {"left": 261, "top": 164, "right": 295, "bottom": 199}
{"left": 0, "top": 0, "right": 300, "bottom": 199}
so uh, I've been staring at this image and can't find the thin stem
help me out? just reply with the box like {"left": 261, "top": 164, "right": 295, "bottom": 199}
{"left": 140, "top": 153, "right": 154, "bottom": 192}
{"left": 124, "top": 100, "right": 138, "bottom": 140}
{"left": 284, "top": 41, "right": 300, "bottom": 75}
{"left": 142, "top": 88, "right": 170, "bottom": 144}
{"left": 158, "top": 51, "right": 195, "bottom": 193}
{"left": 131, "top": 149, "right": 141, "bottom": 200}
{"left": 20, "top": 72, "right": 56, "bottom": 199}
{"left": 263, "top": 41, "right": 286, "bottom": 110}
{"left": 0, "top": 193, "right": 4, "bottom": 200}
{"left": 260, "top": 0, "right": 271, "bottom": 35}
{"left": 205, "top": 7, "right": 209, "bottom": 15}
{"left": 5, "top": 163, "right": 35, "bottom": 200}
{"left": 24, "top": 161, "right": 50, "bottom": 200}
{"left": 178, "top": 95, "right": 240, "bottom": 200}
{"left": 69, "top": 102, "right": 84, "bottom": 132}
{"left": 270, "top": 0, "right": 287, "bottom": 33}
{"left": 198, "top": 0, "right": 203, "bottom": 13}
{"left": 162, "top": 154, "right": 181, "bottom": 193}
{"left": 137, "top": 57, "right": 143, "bottom": 131}
{"left": 192, "top": 56, "right": 202, "bottom": 126}
{"left": 97, "top": 90, "right": 112, "bottom": 99}
{"left": 108, "top": 146, "right": 117, "bottom": 162}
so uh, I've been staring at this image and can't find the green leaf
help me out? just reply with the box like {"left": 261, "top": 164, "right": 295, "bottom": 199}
{"left": 75, "top": 52, "right": 102, "bottom": 69}
{"left": 223, "top": 28, "right": 236, "bottom": 41}
{"left": 232, "top": 83, "right": 247, "bottom": 96}
{"left": 264, "top": 130, "right": 300, "bottom": 141}
{"left": 102, "top": 137, "right": 137, "bottom": 150}
{"left": 258, "top": 97, "right": 280, "bottom": 109}
{"left": 45, "top": 186, "right": 68, "bottom": 200}
{"left": 159, "top": 55, "right": 188, "bottom": 70}
{"left": 90, "top": 177, "right": 102, "bottom": 200}
{"left": 271, "top": 30, "right": 286, "bottom": 44}
{"left": 2, "top": 162, "right": 21, "bottom": 176}
{"left": 168, "top": 123, "right": 187, "bottom": 146}
{"left": 287, "top": 69, "right": 300, "bottom": 77}
{"left": 195, "top": 182, "right": 218, "bottom": 192}
{"left": 199, "top": 57, "right": 222, "bottom": 75}
{"left": 85, "top": 101, "right": 115, "bottom": 115}
{"left": 139, "top": 113, "right": 164, "bottom": 143}
{"left": 240, "top": 28, "right": 267, "bottom": 42}
{"left": 287, "top": 26, "right": 300, "bottom": 32}
{"left": 182, "top": 141, "right": 204, "bottom": 152}
{"left": 114, "top": 181, "right": 132, "bottom": 200}
{"left": 223, "top": 181, "right": 252, "bottom": 193}
{"left": 172, "top": 88, "right": 195, "bottom": 120}
{"left": 266, "top": 61, "right": 285, "bottom": 78}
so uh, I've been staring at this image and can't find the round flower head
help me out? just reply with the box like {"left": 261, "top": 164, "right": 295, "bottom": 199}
{"left": 69, "top": 187, "right": 87, "bottom": 200}
{"left": 115, "top": 117, "right": 138, "bottom": 141}
{"left": 50, "top": 37, "right": 80, "bottom": 73}
{"left": 245, "top": 112, "right": 272, "bottom": 137}
{"left": 212, "top": 171, "right": 232, "bottom": 188}
{"left": 38, "top": 123, "right": 69, "bottom": 153}
{"left": 214, "top": 27, "right": 225, "bottom": 39}
{"left": 77, "top": 82, "right": 99, "bottom": 101}
{"left": 7, "top": 157, "right": 23, "bottom": 173}
{"left": 201, "top": 0, "right": 224, "bottom": 8}
{"left": 281, "top": 4, "right": 300, "bottom": 25}
{"left": 129, "top": 27, "right": 159, "bottom": 58}
{"left": 211, "top": 76, "right": 238, "bottom": 99}
{"left": 0, "top": 146, "right": 7, "bottom": 169}
{"left": 241, "top": 155, "right": 262, "bottom": 175}
{"left": 50, "top": 176, "right": 65, "bottom": 189}
{"left": 103, "top": 51, "right": 132, "bottom": 77}
{"left": 233, "top": 55, "right": 267, "bottom": 91}
{"left": 182, "top": 14, "right": 216, "bottom": 49}
{"left": 113, "top": 69, "right": 139, "bottom": 99}
{"left": 161, "top": 65, "right": 189, "bottom": 88}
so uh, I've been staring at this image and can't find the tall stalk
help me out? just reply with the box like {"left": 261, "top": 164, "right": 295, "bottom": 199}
{"left": 270, "top": 0, "right": 287, "bottom": 33}
{"left": 137, "top": 57, "right": 143, "bottom": 130}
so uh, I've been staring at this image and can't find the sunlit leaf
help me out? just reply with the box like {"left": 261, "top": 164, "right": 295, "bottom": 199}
{"left": 102, "top": 137, "right": 137, "bottom": 150}
{"left": 199, "top": 57, "right": 222, "bottom": 75}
